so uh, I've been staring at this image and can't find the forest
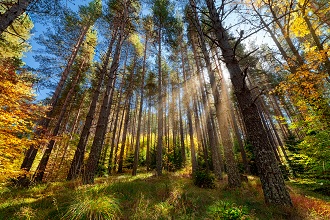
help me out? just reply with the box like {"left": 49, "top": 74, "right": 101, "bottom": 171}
{"left": 0, "top": 0, "right": 329, "bottom": 219}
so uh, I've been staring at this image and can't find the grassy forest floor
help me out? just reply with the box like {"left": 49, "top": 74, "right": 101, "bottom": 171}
{"left": 0, "top": 169, "right": 329, "bottom": 220}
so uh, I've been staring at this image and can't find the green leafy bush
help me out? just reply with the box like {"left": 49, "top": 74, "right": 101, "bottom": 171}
{"left": 208, "top": 200, "right": 249, "bottom": 220}
{"left": 193, "top": 169, "right": 215, "bottom": 188}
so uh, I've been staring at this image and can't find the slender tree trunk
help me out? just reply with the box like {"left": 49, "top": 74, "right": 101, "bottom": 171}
{"left": 34, "top": 58, "right": 86, "bottom": 182}
{"left": 181, "top": 48, "right": 197, "bottom": 174}
{"left": 188, "top": 21, "right": 222, "bottom": 178}
{"left": 178, "top": 91, "right": 186, "bottom": 167}
{"left": 55, "top": 92, "right": 86, "bottom": 179}
{"left": 146, "top": 97, "right": 151, "bottom": 171}
{"left": 192, "top": 98, "right": 202, "bottom": 164}
{"left": 156, "top": 26, "right": 163, "bottom": 176}
{"left": 132, "top": 34, "right": 149, "bottom": 176}
{"left": 21, "top": 25, "right": 90, "bottom": 174}
{"left": 67, "top": 35, "right": 116, "bottom": 180}
{"left": 113, "top": 105, "right": 126, "bottom": 173}
{"left": 117, "top": 98, "right": 132, "bottom": 173}
{"left": 218, "top": 78, "right": 241, "bottom": 187}
{"left": 82, "top": 34, "right": 124, "bottom": 184}
{"left": 108, "top": 89, "right": 123, "bottom": 174}
{"left": 266, "top": 4, "right": 305, "bottom": 67}
{"left": 213, "top": 48, "right": 250, "bottom": 174}
{"left": 252, "top": 5, "right": 297, "bottom": 74}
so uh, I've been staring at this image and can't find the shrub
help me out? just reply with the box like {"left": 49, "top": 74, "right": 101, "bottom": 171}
{"left": 96, "top": 164, "right": 108, "bottom": 177}
{"left": 193, "top": 169, "right": 215, "bottom": 189}
{"left": 207, "top": 200, "right": 249, "bottom": 220}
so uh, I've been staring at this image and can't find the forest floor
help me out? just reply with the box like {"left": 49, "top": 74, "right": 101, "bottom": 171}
{"left": 0, "top": 169, "right": 329, "bottom": 220}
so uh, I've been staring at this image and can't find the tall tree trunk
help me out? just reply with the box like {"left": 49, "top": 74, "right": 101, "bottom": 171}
{"left": 192, "top": 98, "right": 203, "bottom": 165}
{"left": 213, "top": 48, "right": 250, "bottom": 174}
{"left": 108, "top": 89, "right": 123, "bottom": 174}
{"left": 146, "top": 97, "right": 151, "bottom": 171}
{"left": 117, "top": 52, "right": 137, "bottom": 173}
{"left": 117, "top": 97, "right": 132, "bottom": 173}
{"left": 251, "top": 5, "right": 297, "bottom": 74}
{"left": 34, "top": 58, "right": 86, "bottom": 182}
{"left": 205, "top": 0, "right": 292, "bottom": 205}
{"left": 266, "top": 4, "right": 304, "bottom": 67}
{"left": 21, "top": 25, "right": 90, "bottom": 174}
{"left": 156, "top": 26, "right": 163, "bottom": 176}
{"left": 188, "top": 20, "right": 222, "bottom": 178}
{"left": 178, "top": 91, "right": 186, "bottom": 167}
{"left": 181, "top": 45, "right": 198, "bottom": 174}
{"left": 113, "top": 104, "right": 126, "bottom": 173}
{"left": 82, "top": 34, "right": 124, "bottom": 184}
{"left": 55, "top": 92, "right": 86, "bottom": 179}
{"left": 217, "top": 76, "right": 241, "bottom": 187}
{"left": 67, "top": 34, "right": 116, "bottom": 180}
{"left": 132, "top": 34, "right": 149, "bottom": 176}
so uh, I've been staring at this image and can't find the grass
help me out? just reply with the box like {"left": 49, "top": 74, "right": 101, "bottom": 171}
{"left": 0, "top": 169, "right": 329, "bottom": 219}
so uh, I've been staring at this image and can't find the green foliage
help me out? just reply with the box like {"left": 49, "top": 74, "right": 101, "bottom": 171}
{"left": 129, "top": 32, "right": 144, "bottom": 57}
{"left": 96, "top": 164, "right": 108, "bottom": 177}
{"left": 124, "top": 152, "right": 135, "bottom": 170}
{"left": 242, "top": 143, "right": 258, "bottom": 176}
{"left": 0, "top": 13, "right": 33, "bottom": 59}
{"left": 285, "top": 133, "right": 330, "bottom": 179}
{"left": 79, "top": 0, "right": 102, "bottom": 25}
{"left": 193, "top": 169, "right": 215, "bottom": 188}
{"left": 165, "top": 145, "right": 183, "bottom": 171}
{"left": 151, "top": 0, "right": 179, "bottom": 47}
{"left": 207, "top": 200, "right": 249, "bottom": 220}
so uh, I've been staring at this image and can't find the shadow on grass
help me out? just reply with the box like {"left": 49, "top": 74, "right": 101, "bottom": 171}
{"left": 1, "top": 173, "right": 326, "bottom": 219}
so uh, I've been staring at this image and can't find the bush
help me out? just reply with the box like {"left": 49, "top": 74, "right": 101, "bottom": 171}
{"left": 193, "top": 169, "right": 215, "bottom": 188}
{"left": 207, "top": 200, "right": 249, "bottom": 220}
{"left": 96, "top": 164, "right": 108, "bottom": 177}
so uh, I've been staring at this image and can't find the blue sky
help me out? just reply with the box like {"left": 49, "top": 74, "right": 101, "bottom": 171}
{"left": 23, "top": 1, "right": 85, "bottom": 100}
{"left": 23, "top": 0, "right": 274, "bottom": 101}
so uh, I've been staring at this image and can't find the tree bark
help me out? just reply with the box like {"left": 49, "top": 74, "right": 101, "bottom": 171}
{"left": 132, "top": 34, "right": 149, "bottom": 176}
{"left": 156, "top": 26, "right": 163, "bottom": 176}
{"left": 108, "top": 89, "right": 123, "bottom": 174}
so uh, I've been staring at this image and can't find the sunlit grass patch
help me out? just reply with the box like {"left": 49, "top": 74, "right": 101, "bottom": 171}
{"left": 62, "top": 188, "right": 121, "bottom": 220}
{"left": 15, "top": 206, "right": 35, "bottom": 219}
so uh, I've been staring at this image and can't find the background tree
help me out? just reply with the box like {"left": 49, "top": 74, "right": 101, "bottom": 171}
{"left": 0, "top": 10, "right": 46, "bottom": 181}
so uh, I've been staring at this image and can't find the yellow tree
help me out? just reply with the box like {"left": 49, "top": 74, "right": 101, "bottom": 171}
{"left": 0, "top": 13, "right": 46, "bottom": 182}
{"left": 279, "top": 0, "right": 330, "bottom": 128}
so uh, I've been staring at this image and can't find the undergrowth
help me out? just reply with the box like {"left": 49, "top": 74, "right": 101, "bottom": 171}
{"left": 0, "top": 170, "right": 329, "bottom": 219}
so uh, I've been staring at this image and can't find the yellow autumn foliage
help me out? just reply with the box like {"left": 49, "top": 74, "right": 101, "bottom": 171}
{"left": 290, "top": 13, "right": 310, "bottom": 38}
{"left": 0, "top": 61, "right": 47, "bottom": 181}
{"left": 0, "top": 13, "right": 47, "bottom": 181}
